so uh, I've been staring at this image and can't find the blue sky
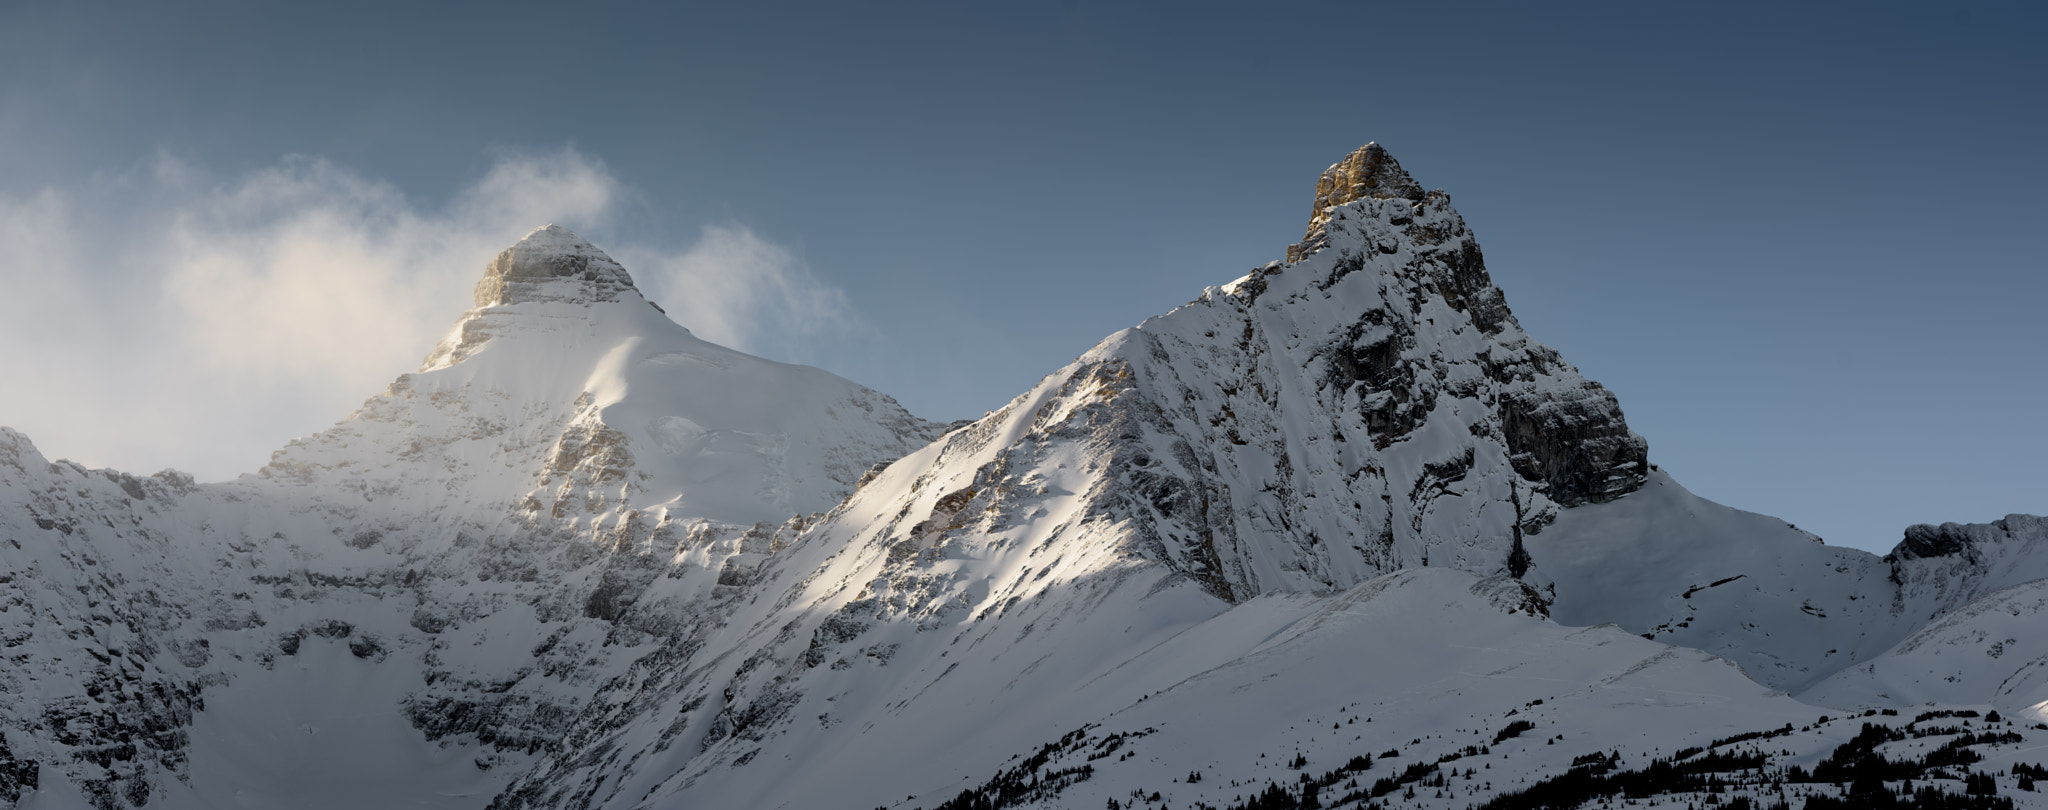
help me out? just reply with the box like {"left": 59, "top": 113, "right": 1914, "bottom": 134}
{"left": 1, "top": 1, "right": 2041, "bottom": 554}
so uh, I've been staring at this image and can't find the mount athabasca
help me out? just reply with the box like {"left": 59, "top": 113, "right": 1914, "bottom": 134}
{"left": 1, "top": 142, "right": 2043, "bottom": 810}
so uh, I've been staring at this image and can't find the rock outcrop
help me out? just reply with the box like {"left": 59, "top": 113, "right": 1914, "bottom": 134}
{"left": 472, "top": 224, "right": 639, "bottom": 308}
{"left": 1288, "top": 141, "right": 1427, "bottom": 262}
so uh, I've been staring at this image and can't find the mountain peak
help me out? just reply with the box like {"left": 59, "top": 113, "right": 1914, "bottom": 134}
{"left": 1288, "top": 142, "right": 1428, "bottom": 262}
{"left": 420, "top": 226, "right": 648, "bottom": 370}
{"left": 1311, "top": 142, "right": 1424, "bottom": 211}
{"left": 472, "top": 224, "right": 639, "bottom": 307}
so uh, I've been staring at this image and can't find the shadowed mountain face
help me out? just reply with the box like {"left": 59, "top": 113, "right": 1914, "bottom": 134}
{"left": 0, "top": 145, "right": 2041, "bottom": 810}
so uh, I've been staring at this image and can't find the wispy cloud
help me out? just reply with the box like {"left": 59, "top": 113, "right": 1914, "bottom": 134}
{"left": 622, "top": 225, "right": 864, "bottom": 365}
{"left": 0, "top": 149, "right": 860, "bottom": 481}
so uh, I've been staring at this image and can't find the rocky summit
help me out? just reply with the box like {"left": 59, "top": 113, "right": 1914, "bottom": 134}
{"left": 0, "top": 144, "right": 2043, "bottom": 810}
{"left": 472, "top": 224, "right": 640, "bottom": 308}
{"left": 1289, "top": 141, "right": 1427, "bottom": 263}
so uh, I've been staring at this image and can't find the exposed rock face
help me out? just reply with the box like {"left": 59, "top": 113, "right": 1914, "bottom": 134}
{"left": 0, "top": 737, "right": 34, "bottom": 806}
{"left": 1498, "top": 365, "right": 1648, "bottom": 508}
{"left": 1889, "top": 516, "right": 2046, "bottom": 562}
{"left": 1886, "top": 513, "right": 2048, "bottom": 623}
{"left": 472, "top": 224, "right": 638, "bottom": 308}
{"left": 1288, "top": 142, "right": 1427, "bottom": 263}
{"left": 1897, "top": 523, "right": 1974, "bottom": 560}
{"left": 423, "top": 225, "right": 649, "bottom": 370}
{"left": 1289, "top": 147, "right": 1646, "bottom": 508}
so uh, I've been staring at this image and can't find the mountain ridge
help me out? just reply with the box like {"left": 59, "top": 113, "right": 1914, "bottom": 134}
{"left": 0, "top": 144, "right": 2042, "bottom": 810}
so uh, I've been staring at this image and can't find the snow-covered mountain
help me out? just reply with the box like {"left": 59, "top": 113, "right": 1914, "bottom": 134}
{"left": 273, "top": 223, "right": 949, "bottom": 529}
{"left": 1, "top": 146, "right": 2042, "bottom": 810}
{"left": 0, "top": 226, "right": 947, "bottom": 809}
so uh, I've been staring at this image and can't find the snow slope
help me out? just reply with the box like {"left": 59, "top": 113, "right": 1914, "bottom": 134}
{"left": 923, "top": 567, "right": 2048, "bottom": 810}
{"left": 1803, "top": 577, "right": 2048, "bottom": 716}
{"left": 1801, "top": 516, "right": 2048, "bottom": 713}
{"left": 1533, "top": 472, "right": 2048, "bottom": 696}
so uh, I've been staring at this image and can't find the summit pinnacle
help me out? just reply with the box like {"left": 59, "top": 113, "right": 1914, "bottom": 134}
{"left": 421, "top": 225, "right": 649, "bottom": 370}
{"left": 1288, "top": 142, "right": 1427, "bottom": 263}
{"left": 472, "top": 224, "right": 639, "bottom": 307}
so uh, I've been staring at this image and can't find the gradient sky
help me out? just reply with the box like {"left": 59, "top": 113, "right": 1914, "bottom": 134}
{"left": 1, "top": 1, "right": 2041, "bottom": 555}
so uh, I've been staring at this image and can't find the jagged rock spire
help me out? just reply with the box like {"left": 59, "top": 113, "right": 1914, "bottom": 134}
{"left": 1288, "top": 143, "right": 1428, "bottom": 263}
{"left": 472, "top": 225, "right": 640, "bottom": 307}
